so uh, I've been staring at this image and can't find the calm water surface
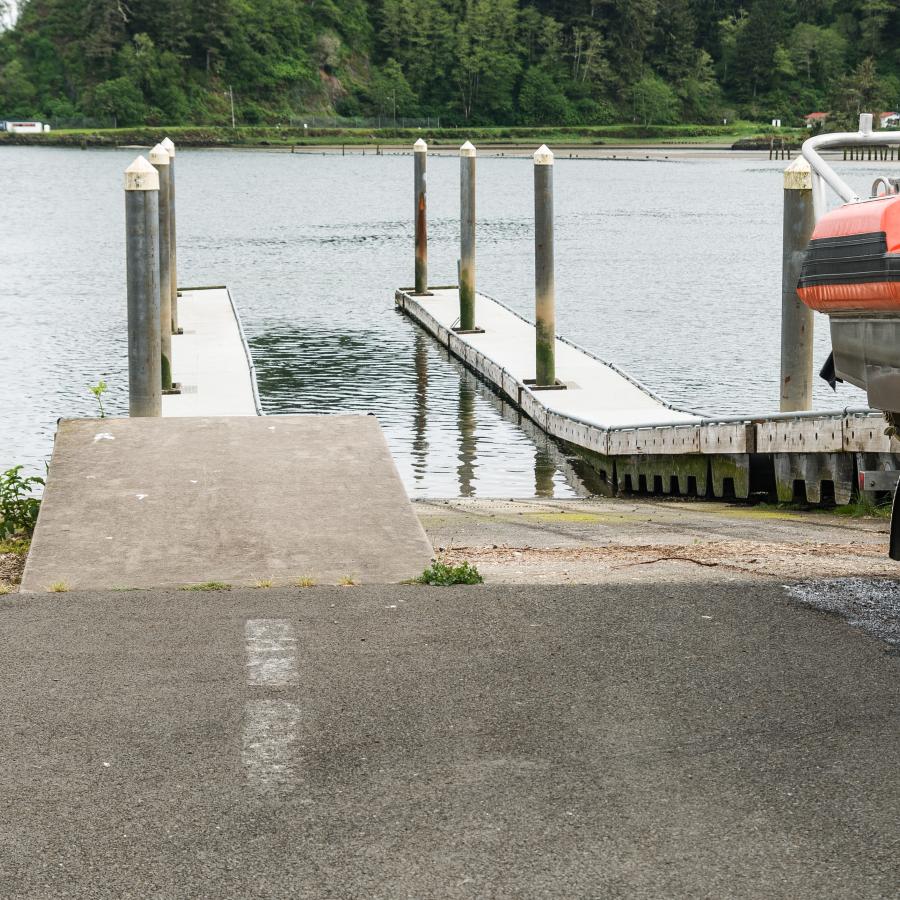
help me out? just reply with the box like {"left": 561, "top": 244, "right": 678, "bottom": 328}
{"left": 0, "top": 147, "right": 875, "bottom": 495}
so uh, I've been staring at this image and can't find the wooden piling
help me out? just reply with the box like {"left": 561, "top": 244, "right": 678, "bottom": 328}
{"left": 781, "top": 158, "right": 815, "bottom": 412}
{"left": 160, "top": 137, "right": 179, "bottom": 335}
{"left": 149, "top": 143, "right": 173, "bottom": 391}
{"left": 459, "top": 140, "right": 477, "bottom": 331}
{"left": 124, "top": 157, "right": 162, "bottom": 416}
{"left": 414, "top": 139, "right": 428, "bottom": 295}
{"left": 534, "top": 145, "right": 556, "bottom": 387}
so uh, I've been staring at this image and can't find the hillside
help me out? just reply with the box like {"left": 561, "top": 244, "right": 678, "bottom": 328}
{"left": 0, "top": 1, "right": 898, "bottom": 128}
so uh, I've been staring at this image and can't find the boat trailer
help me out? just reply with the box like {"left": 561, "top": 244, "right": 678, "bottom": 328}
{"left": 799, "top": 113, "right": 900, "bottom": 557}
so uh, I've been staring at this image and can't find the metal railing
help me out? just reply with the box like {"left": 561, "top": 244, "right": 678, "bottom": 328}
{"left": 802, "top": 113, "right": 900, "bottom": 215}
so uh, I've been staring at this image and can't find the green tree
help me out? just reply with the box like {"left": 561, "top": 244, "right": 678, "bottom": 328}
{"left": 859, "top": 0, "right": 895, "bottom": 57}
{"left": 717, "top": 9, "right": 749, "bottom": 88}
{"left": 629, "top": 72, "right": 679, "bottom": 125}
{"left": 87, "top": 75, "right": 145, "bottom": 125}
{"left": 0, "top": 57, "right": 35, "bottom": 115}
{"left": 677, "top": 49, "right": 722, "bottom": 122}
{"left": 734, "top": 0, "right": 786, "bottom": 99}
{"left": 370, "top": 57, "right": 418, "bottom": 120}
{"left": 608, "top": 0, "right": 656, "bottom": 87}
{"left": 830, "top": 56, "right": 886, "bottom": 129}
{"left": 517, "top": 67, "right": 571, "bottom": 124}
{"left": 455, "top": 0, "right": 521, "bottom": 122}
{"left": 789, "top": 22, "right": 847, "bottom": 86}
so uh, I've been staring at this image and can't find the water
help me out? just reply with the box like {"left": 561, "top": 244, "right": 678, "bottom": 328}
{"left": 0, "top": 146, "right": 876, "bottom": 495}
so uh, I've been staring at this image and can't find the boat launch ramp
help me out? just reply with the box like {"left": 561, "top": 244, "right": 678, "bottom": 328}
{"left": 20, "top": 286, "right": 432, "bottom": 593}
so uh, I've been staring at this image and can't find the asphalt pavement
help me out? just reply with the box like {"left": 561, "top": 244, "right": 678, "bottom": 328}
{"left": 2, "top": 582, "right": 898, "bottom": 898}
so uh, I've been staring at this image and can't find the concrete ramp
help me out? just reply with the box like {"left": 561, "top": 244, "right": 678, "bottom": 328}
{"left": 20, "top": 416, "right": 432, "bottom": 592}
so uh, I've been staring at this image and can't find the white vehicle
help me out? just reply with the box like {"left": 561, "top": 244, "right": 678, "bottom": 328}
{"left": 4, "top": 121, "right": 50, "bottom": 133}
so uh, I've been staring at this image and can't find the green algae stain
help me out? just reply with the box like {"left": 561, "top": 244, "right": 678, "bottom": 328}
{"left": 522, "top": 512, "right": 617, "bottom": 524}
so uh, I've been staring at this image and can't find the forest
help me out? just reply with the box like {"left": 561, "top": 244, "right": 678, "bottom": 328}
{"left": 0, "top": 0, "right": 898, "bottom": 128}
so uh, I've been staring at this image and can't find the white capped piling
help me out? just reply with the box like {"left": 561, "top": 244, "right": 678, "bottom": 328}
{"left": 161, "top": 136, "right": 179, "bottom": 334}
{"left": 781, "top": 157, "right": 815, "bottom": 412}
{"left": 534, "top": 144, "right": 556, "bottom": 387}
{"left": 124, "top": 157, "right": 162, "bottom": 416}
{"left": 149, "top": 143, "right": 173, "bottom": 390}
{"left": 459, "top": 140, "right": 477, "bottom": 330}
{"left": 414, "top": 138, "right": 428, "bottom": 294}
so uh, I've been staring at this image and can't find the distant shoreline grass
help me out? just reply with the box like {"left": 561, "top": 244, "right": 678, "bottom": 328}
{"left": 0, "top": 122, "right": 803, "bottom": 150}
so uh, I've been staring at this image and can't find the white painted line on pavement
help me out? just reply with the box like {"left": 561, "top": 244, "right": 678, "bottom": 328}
{"left": 242, "top": 700, "right": 301, "bottom": 789}
{"left": 245, "top": 619, "right": 298, "bottom": 686}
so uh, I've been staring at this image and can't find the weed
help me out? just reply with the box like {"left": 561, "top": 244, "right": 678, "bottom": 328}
{"left": 47, "top": 581, "right": 69, "bottom": 593}
{"left": 254, "top": 578, "right": 274, "bottom": 589}
{"left": 416, "top": 561, "right": 484, "bottom": 586}
{"left": 180, "top": 581, "right": 232, "bottom": 591}
{"left": 0, "top": 536, "right": 31, "bottom": 556}
{"left": 0, "top": 466, "right": 44, "bottom": 538}
{"left": 295, "top": 576, "right": 317, "bottom": 588}
{"left": 831, "top": 494, "right": 892, "bottom": 519}
{"left": 338, "top": 576, "right": 356, "bottom": 586}
{"left": 0, "top": 584, "right": 12, "bottom": 595}
{"left": 89, "top": 380, "right": 109, "bottom": 418}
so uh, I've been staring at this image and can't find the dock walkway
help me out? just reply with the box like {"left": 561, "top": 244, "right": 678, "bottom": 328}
{"left": 397, "top": 287, "right": 900, "bottom": 503}
{"left": 163, "top": 286, "right": 260, "bottom": 417}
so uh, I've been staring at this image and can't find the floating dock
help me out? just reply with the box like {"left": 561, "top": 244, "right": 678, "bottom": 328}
{"left": 397, "top": 287, "right": 900, "bottom": 504}
{"left": 163, "top": 286, "right": 261, "bottom": 417}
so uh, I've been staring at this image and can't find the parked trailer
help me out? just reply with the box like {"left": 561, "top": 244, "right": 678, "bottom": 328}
{"left": 3, "top": 121, "right": 50, "bottom": 133}
{"left": 799, "top": 113, "right": 900, "bottom": 557}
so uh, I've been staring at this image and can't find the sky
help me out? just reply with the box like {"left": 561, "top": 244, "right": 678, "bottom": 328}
{"left": 0, "top": 2, "right": 16, "bottom": 30}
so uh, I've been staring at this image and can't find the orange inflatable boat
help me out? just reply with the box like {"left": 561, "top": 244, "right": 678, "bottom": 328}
{"left": 797, "top": 193, "right": 900, "bottom": 311}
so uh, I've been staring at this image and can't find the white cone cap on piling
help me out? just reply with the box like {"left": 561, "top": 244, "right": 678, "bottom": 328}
{"left": 160, "top": 136, "right": 175, "bottom": 158}
{"left": 783, "top": 156, "right": 812, "bottom": 191}
{"left": 149, "top": 143, "right": 170, "bottom": 165}
{"left": 124, "top": 155, "right": 160, "bottom": 191}
{"left": 460, "top": 140, "right": 476, "bottom": 157}
{"left": 534, "top": 144, "right": 554, "bottom": 165}
{"left": 414, "top": 138, "right": 427, "bottom": 152}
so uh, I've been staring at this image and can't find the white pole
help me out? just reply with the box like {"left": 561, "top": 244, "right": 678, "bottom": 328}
{"left": 160, "top": 136, "right": 179, "bottom": 334}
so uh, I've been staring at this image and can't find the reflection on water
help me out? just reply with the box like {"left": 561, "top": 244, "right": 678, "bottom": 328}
{"left": 253, "top": 324, "right": 587, "bottom": 498}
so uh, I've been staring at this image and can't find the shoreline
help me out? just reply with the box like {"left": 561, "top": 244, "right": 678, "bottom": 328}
{"left": 0, "top": 122, "right": 800, "bottom": 154}
{"left": 2, "top": 496, "right": 891, "bottom": 593}
{"left": 0, "top": 139, "right": 803, "bottom": 163}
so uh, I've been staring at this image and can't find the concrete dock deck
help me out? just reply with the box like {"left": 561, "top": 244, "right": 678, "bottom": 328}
{"left": 397, "top": 287, "right": 899, "bottom": 503}
{"left": 398, "top": 286, "right": 699, "bottom": 431}
{"left": 20, "top": 415, "right": 432, "bottom": 591}
{"left": 163, "top": 286, "right": 260, "bottom": 417}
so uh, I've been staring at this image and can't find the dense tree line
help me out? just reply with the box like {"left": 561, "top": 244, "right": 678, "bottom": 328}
{"left": 0, "top": 0, "right": 898, "bottom": 127}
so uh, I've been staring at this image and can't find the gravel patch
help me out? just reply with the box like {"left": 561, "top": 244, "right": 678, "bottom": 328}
{"left": 786, "top": 578, "right": 900, "bottom": 649}
{"left": 0, "top": 549, "right": 26, "bottom": 592}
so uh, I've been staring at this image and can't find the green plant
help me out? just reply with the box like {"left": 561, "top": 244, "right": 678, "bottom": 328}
{"left": 0, "top": 466, "right": 44, "bottom": 537}
{"left": 180, "top": 581, "right": 232, "bottom": 591}
{"left": 295, "top": 576, "right": 317, "bottom": 588}
{"left": 338, "top": 576, "right": 356, "bottom": 586}
{"left": 47, "top": 581, "right": 69, "bottom": 593}
{"left": 254, "top": 578, "right": 274, "bottom": 588}
{"left": 0, "top": 536, "right": 31, "bottom": 555}
{"left": 0, "top": 584, "right": 12, "bottom": 595}
{"left": 89, "top": 380, "right": 109, "bottom": 418}
{"left": 416, "top": 560, "right": 484, "bottom": 586}
{"left": 831, "top": 494, "right": 892, "bottom": 519}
